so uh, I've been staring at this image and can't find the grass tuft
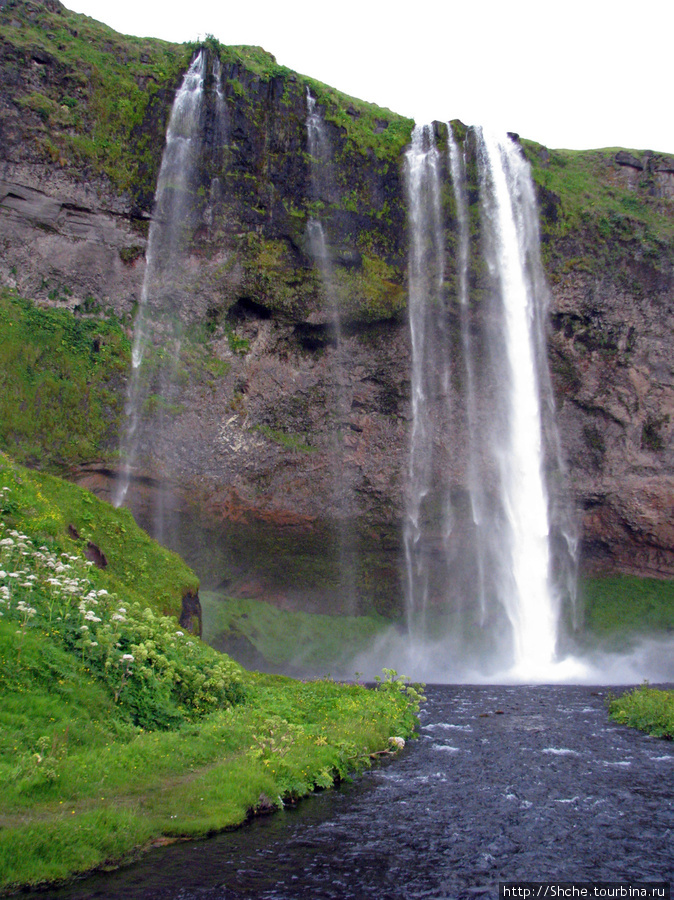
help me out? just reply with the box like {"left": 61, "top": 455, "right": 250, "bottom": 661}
{"left": 608, "top": 684, "right": 674, "bottom": 739}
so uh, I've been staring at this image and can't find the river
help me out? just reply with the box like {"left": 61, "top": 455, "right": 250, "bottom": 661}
{"left": 49, "top": 685, "right": 673, "bottom": 899}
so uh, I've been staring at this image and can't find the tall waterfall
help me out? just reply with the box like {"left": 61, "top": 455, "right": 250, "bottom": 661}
{"left": 403, "top": 124, "right": 446, "bottom": 636}
{"left": 114, "top": 52, "right": 206, "bottom": 516}
{"left": 403, "top": 123, "right": 578, "bottom": 679}
{"left": 477, "top": 128, "right": 557, "bottom": 673}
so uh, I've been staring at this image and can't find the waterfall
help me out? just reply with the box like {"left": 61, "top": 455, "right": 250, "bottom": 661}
{"left": 403, "top": 123, "right": 578, "bottom": 679}
{"left": 305, "top": 90, "right": 356, "bottom": 613}
{"left": 476, "top": 128, "right": 558, "bottom": 672}
{"left": 447, "top": 125, "right": 489, "bottom": 625}
{"left": 114, "top": 52, "right": 206, "bottom": 512}
{"left": 403, "top": 124, "right": 446, "bottom": 636}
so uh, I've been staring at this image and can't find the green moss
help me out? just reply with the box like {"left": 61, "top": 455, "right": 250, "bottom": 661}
{"left": 254, "top": 425, "right": 316, "bottom": 453}
{"left": 330, "top": 254, "right": 406, "bottom": 321}
{"left": 641, "top": 415, "right": 669, "bottom": 452}
{"left": 240, "top": 234, "right": 316, "bottom": 317}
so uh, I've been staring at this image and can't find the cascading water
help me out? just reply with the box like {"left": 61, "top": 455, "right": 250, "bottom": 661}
{"left": 305, "top": 90, "right": 357, "bottom": 613}
{"left": 401, "top": 123, "right": 579, "bottom": 680}
{"left": 477, "top": 127, "right": 558, "bottom": 674}
{"left": 403, "top": 124, "right": 446, "bottom": 636}
{"left": 114, "top": 51, "right": 206, "bottom": 513}
{"left": 447, "top": 126, "right": 488, "bottom": 624}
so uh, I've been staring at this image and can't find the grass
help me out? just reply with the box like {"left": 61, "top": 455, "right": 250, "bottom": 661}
{"left": 0, "top": 0, "right": 191, "bottom": 199}
{"left": 521, "top": 141, "right": 674, "bottom": 276}
{"left": 0, "top": 454, "right": 422, "bottom": 893}
{"left": 579, "top": 575, "right": 674, "bottom": 645}
{"left": 201, "top": 592, "right": 391, "bottom": 671}
{"left": 0, "top": 452, "right": 197, "bottom": 620}
{"left": 0, "top": 289, "right": 130, "bottom": 471}
{"left": 0, "top": 626, "right": 420, "bottom": 892}
{"left": 608, "top": 684, "right": 674, "bottom": 739}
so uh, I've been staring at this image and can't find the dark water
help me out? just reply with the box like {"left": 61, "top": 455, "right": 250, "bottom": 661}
{"left": 47, "top": 686, "right": 673, "bottom": 899}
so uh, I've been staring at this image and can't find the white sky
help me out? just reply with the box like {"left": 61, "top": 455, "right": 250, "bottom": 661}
{"left": 64, "top": 0, "right": 672, "bottom": 153}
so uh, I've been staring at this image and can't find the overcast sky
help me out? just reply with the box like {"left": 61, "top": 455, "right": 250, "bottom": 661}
{"left": 65, "top": 0, "right": 672, "bottom": 154}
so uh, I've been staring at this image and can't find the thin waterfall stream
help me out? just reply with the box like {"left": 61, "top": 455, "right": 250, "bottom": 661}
{"left": 114, "top": 51, "right": 206, "bottom": 514}
{"left": 305, "top": 90, "right": 357, "bottom": 614}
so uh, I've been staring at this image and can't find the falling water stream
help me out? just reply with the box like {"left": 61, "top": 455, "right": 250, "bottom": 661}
{"left": 402, "top": 125, "right": 580, "bottom": 682}
{"left": 45, "top": 685, "right": 673, "bottom": 899}
{"left": 305, "top": 90, "right": 357, "bottom": 613}
{"left": 114, "top": 52, "right": 206, "bottom": 511}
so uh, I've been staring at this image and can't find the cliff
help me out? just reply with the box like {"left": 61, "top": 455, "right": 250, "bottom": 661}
{"left": 1, "top": 0, "right": 673, "bottom": 617}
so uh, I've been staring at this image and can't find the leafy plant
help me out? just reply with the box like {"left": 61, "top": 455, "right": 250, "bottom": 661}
{"left": 608, "top": 683, "right": 674, "bottom": 739}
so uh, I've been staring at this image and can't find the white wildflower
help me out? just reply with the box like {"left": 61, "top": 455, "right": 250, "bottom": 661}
{"left": 122, "top": 653, "right": 134, "bottom": 662}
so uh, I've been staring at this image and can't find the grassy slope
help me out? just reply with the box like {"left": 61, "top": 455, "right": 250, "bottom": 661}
{"left": 0, "top": 0, "right": 191, "bottom": 199}
{"left": 0, "top": 289, "right": 129, "bottom": 471}
{"left": 0, "top": 2, "right": 412, "bottom": 200}
{"left": 522, "top": 140, "right": 674, "bottom": 279}
{"left": 0, "top": 451, "right": 197, "bottom": 618}
{"left": 0, "top": 453, "right": 421, "bottom": 892}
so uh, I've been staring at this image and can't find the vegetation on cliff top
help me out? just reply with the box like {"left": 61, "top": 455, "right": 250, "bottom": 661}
{"left": 522, "top": 140, "right": 674, "bottom": 279}
{"left": 0, "top": 1, "right": 412, "bottom": 205}
{"left": 0, "top": 453, "right": 422, "bottom": 892}
{"left": 0, "top": 0, "right": 191, "bottom": 202}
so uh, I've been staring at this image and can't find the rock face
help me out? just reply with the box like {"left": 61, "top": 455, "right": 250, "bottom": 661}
{"left": 1, "top": 1, "right": 673, "bottom": 614}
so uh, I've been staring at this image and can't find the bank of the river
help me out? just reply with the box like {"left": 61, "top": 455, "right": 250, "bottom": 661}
{"left": 0, "top": 667, "right": 419, "bottom": 895}
{"left": 0, "top": 454, "right": 421, "bottom": 894}
{"left": 39, "top": 684, "right": 674, "bottom": 899}
{"left": 609, "top": 683, "right": 674, "bottom": 738}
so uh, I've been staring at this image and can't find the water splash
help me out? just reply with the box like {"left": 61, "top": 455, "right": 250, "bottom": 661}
{"left": 114, "top": 52, "right": 206, "bottom": 511}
